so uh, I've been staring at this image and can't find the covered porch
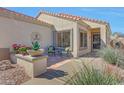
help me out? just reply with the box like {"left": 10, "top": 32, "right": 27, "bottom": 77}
{"left": 91, "top": 28, "right": 101, "bottom": 51}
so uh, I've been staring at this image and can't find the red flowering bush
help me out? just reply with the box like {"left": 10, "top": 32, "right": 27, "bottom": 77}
{"left": 12, "top": 44, "right": 31, "bottom": 55}
{"left": 12, "top": 44, "right": 20, "bottom": 54}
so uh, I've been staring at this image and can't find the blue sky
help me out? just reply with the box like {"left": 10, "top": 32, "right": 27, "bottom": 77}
{"left": 6, "top": 7, "right": 124, "bottom": 34}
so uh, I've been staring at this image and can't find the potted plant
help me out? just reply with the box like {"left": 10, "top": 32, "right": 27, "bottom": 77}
{"left": 18, "top": 46, "right": 28, "bottom": 55}
{"left": 27, "top": 41, "right": 44, "bottom": 57}
{"left": 12, "top": 44, "right": 31, "bottom": 55}
{"left": 12, "top": 44, "right": 20, "bottom": 54}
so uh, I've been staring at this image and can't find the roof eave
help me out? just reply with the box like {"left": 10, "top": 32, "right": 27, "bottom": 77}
{"left": 77, "top": 20, "right": 91, "bottom": 29}
{"left": 38, "top": 11, "right": 82, "bottom": 22}
{"left": 0, "top": 8, "right": 53, "bottom": 28}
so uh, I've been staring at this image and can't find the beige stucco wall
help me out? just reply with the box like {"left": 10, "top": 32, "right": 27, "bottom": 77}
{"left": 106, "top": 26, "right": 112, "bottom": 47}
{"left": 77, "top": 24, "right": 91, "bottom": 56}
{"left": 38, "top": 14, "right": 79, "bottom": 57}
{"left": 0, "top": 16, "right": 53, "bottom": 50}
{"left": 37, "top": 14, "right": 77, "bottom": 31}
{"left": 0, "top": 48, "right": 10, "bottom": 61}
{"left": 82, "top": 20, "right": 108, "bottom": 48}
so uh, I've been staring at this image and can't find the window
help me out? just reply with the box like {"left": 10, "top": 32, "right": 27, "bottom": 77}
{"left": 80, "top": 32, "right": 87, "bottom": 48}
{"left": 56, "top": 31, "right": 70, "bottom": 48}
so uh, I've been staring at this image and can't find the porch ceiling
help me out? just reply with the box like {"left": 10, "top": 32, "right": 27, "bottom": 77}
{"left": 91, "top": 28, "right": 100, "bottom": 33}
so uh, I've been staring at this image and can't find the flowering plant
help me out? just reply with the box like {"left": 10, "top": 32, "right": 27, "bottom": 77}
{"left": 12, "top": 44, "right": 21, "bottom": 53}
{"left": 12, "top": 44, "right": 31, "bottom": 55}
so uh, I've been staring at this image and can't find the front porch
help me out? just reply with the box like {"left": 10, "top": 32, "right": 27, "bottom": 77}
{"left": 53, "top": 27, "right": 102, "bottom": 57}
{"left": 91, "top": 28, "right": 101, "bottom": 51}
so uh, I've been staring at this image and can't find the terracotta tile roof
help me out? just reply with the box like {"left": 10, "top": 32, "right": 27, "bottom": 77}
{"left": 81, "top": 16, "right": 108, "bottom": 25}
{"left": 0, "top": 8, "right": 53, "bottom": 28}
{"left": 58, "top": 13, "right": 81, "bottom": 21}
{"left": 38, "top": 11, "right": 82, "bottom": 21}
{"left": 39, "top": 11, "right": 108, "bottom": 25}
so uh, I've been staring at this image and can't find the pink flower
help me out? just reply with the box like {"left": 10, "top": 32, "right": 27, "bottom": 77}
{"left": 12, "top": 44, "right": 17, "bottom": 48}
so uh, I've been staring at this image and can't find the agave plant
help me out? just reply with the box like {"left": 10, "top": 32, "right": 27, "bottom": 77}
{"left": 32, "top": 41, "right": 40, "bottom": 51}
{"left": 65, "top": 63, "right": 121, "bottom": 85}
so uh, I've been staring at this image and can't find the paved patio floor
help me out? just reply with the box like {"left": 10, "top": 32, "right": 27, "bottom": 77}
{"left": 47, "top": 56, "right": 71, "bottom": 67}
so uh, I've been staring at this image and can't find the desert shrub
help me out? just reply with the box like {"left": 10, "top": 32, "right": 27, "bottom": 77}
{"left": 65, "top": 63, "right": 121, "bottom": 85}
{"left": 99, "top": 48, "right": 124, "bottom": 65}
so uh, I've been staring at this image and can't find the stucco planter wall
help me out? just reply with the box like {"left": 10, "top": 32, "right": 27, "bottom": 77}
{"left": 27, "top": 49, "right": 44, "bottom": 57}
{"left": 16, "top": 54, "right": 48, "bottom": 78}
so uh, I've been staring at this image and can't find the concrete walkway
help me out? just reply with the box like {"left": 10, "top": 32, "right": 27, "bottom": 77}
{"left": 23, "top": 78, "right": 65, "bottom": 85}
{"left": 23, "top": 56, "right": 124, "bottom": 85}
{"left": 22, "top": 58, "right": 73, "bottom": 85}
{"left": 22, "top": 57, "right": 100, "bottom": 85}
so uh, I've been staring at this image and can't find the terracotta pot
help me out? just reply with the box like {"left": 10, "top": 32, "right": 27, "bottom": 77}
{"left": 27, "top": 49, "right": 44, "bottom": 57}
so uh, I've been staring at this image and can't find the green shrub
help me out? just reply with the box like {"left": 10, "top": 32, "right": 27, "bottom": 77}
{"left": 99, "top": 48, "right": 123, "bottom": 65}
{"left": 18, "top": 47, "right": 28, "bottom": 55}
{"left": 65, "top": 63, "right": 120, "bottom": 85}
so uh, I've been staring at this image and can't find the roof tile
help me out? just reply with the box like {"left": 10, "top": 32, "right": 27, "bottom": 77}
{"left": 40, "top": 11, "right": 108, "bottom": 25}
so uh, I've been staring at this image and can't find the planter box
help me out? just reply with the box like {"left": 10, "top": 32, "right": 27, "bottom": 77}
{"left": 27, "top": 49, "right": 44, "bottom": 57}
{"left": 16, "top": 54, "right": 48, "bottom": 78}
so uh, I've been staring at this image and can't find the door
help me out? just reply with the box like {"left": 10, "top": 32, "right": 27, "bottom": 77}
{"left": 92, "top": 32, "right": 101, "bottom": 50}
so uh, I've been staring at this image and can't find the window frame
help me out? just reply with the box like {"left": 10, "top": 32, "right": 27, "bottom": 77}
{"left": 80, "top": 31, "right": 88, "bottom": 49}
{"left": 56, "top": 30, "right": 71, "bottom": 48}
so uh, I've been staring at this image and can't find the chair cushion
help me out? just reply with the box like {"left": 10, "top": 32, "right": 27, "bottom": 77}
{"left": 48, "top": 46, "right": 55, "bottom": 52}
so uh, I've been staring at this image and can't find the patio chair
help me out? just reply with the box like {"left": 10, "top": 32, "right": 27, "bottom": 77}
{"left": 47, "top": 46, "right": 55, "bottom": 56}
{"left": 61, "top": 47, "right": 71, "bottom": 57}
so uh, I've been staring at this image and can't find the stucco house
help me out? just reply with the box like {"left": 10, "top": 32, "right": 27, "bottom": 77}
{"left": 0, "top": 8, "right": 111, "bottom": 58}
{"left": 37, "top": 11, "right": 111, "bottom": 57}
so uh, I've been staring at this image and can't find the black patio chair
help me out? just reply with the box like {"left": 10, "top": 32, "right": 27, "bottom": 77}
{"left": 47, "top": 46, "right": 55, "bottom": 56}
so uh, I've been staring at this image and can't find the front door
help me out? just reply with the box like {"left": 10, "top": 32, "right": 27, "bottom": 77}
{"left": 92, "top": 32, "right": 101, "bottom": 50}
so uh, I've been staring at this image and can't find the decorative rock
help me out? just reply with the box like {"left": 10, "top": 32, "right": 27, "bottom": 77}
{"left": 0, "top": 60, "right": 31, "bottom": 85}
{"left": 0, "top": 60, "right": 12, "bottom": 71}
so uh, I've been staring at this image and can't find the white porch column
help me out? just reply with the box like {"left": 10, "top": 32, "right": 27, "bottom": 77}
{"left": 72, "top": 25, "right": 79, "bottom": 57}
